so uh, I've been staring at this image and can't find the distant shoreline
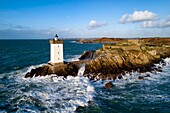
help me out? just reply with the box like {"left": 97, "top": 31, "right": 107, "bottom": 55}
{"left": 0, "top": 36, "right": 170, "bottom": 40}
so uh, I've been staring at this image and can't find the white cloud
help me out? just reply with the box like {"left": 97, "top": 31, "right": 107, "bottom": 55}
{"left": 120, "top": 10, "right": 157, "bottom": 23}
{"left": 88, "top": 20, "right": 107, "bottom": 29}
{"left": 0, "top": 26, "right": 75, "bottom": 39}
{"left": 142, "top": 18, "right": 170, "bottom": 28}
{"left": 1, "top": 23, "right": 30, "bottom": 30}
{"left": 39, "top": 28, "right": 72, "bottom": 35}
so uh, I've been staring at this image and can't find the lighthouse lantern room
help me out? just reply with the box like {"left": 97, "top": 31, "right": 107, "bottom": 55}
{"left": 49, "top": 34, "right": 64, "bottom": 64}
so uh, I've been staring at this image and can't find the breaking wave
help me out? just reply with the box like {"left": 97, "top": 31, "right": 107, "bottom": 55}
{"left": 0, "top": 64, "right": 94, "bottom": 113}
{"left": 1, "top": 58, "right": 170, "bottom": 112}
{"left": 65, "top": 55, "right": 80, "bottom": 62}
{"left": 84, "top": 58, "right": 170, "bottom": 113}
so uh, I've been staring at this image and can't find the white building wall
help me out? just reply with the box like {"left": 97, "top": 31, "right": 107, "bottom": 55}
{"left": 50, "top": 43, "right": 63, "bottom": 63}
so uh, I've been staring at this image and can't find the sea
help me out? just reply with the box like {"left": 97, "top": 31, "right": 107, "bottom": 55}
{"left": 0, "top": 39, "right": 170, "bottom": 113}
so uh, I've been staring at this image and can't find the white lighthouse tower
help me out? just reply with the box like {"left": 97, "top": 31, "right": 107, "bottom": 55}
{"left": 49, "top": 34, "right": 64, "bottom": 64}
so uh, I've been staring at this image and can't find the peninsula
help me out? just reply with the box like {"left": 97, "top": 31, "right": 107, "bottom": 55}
{"left": 25, "top": 37, "right": 170, "bottom": 82}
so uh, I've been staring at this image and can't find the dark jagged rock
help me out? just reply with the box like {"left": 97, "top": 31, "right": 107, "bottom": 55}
{"left": 24, "top": 62, "right": 79, "bottom": 78}
{"left": 138, "top": 74, "right": 151, "bottom": 80}
{"left": 65, "top": 62, "right": 79, "bottom": 76}
{"left": 138, "top": 76, "right": 144, "bottom": 80}
{"left": 25, "top": 72, "right": 31, "bottom": 78}
{"left": 78, "top": 50, "right": 96, "bottom": 60}
{"left": 25, "top": 65, "right": 50, "bottom": 78}
{"left": 145, "top": 74, "right": 150, "bottom": 77}
{"left": 105, "top": 82, "right": 113, "bottom": 89}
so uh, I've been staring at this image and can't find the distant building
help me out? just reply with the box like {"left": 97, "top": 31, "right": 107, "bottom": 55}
{"left": 49, "top": 34, "right": 64, "bottom": 64}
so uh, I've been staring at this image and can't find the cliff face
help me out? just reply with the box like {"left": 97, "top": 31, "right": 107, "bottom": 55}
{"left": 83, "top": 46, "right": 170, "bottom": 80}
{"left": 84, "top": 50, "right": 152, "bottom": 80}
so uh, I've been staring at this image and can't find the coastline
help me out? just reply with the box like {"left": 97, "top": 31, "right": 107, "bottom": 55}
{"left": 1, "top": 39, "right": 170, "bottom": 112}
{"left": 25, "top": 38, "right": 170, "bottom": 82}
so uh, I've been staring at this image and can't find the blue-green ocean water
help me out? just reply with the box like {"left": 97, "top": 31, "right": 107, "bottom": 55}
{"left": 0, "top": 40, "right": 170, "bottom": 113}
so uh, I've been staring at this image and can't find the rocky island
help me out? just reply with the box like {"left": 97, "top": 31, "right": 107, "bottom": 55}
{"left": 25, "top": 37, "right": 170, "bottom": 83}
{"left": 76, "top": 37, "right": 125, "bottom": 43}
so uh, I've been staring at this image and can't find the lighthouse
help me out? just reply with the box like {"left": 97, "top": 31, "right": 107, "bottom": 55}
{"left": 49, "top": 34, "right": 64, "bottom": 64}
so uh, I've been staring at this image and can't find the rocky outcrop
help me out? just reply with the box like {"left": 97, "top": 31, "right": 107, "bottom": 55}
{"left": 78, "top": 50, "right": 95, "bottom": 60}
{"left": 25, "top": 38, "right": 170, "bottom": 82}
{"left": 104, "top": 82, "right": 113, "bottom": 89}
{"left": 25, "top": 65, "right": 50, "bottom": 78}
{"left": 76, "top": 39, "right": 92, "bottom": 43}
{"left": 24, "top": 49, "right": 96, "bottom": 78}
{"left": 76, "top": 37, "right": 126, "bottom": 44}
{"left": 25, "top": 62, "right": 81, "bottom": 78}
{"left": 83, "top": 47, "right": 170, "bottom": 80}
{"left": 25, "top": 47, "right": 170, "bottom": 79}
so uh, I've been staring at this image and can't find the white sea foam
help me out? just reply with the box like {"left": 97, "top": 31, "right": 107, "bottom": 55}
{"left": 65, "top": 55, "right": 80, "bottom": 62}
{"left": 91, "top": 58, "right": 170, "bottom": 105}
{"left": 2, "top": 57, "right": 170, "bottom": 112}
{"left": 70, "top": 41, "right": 77, "bottom": 43}
{"left": 77, "top": 64, "right": 85, "bottom": 76}
{"left": 6, "top": 63, "right": 94, "bottom": 113}
{"left": 92, "top": 57, "right": 170, "bottom": 88}
{"left": 70, "top": 41, "right": 83, "bottom": 44}
{"left": 163, "top": 57, "right": 170, "bottom": 64}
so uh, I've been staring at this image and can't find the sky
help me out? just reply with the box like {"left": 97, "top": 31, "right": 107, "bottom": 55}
{"left": 0, "top": 0, "right": 170, "bottom": 39}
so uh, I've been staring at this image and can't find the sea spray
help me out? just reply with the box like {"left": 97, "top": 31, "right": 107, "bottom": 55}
{"left": 64, "top": 55, "right": 81, "bottom": 62}
{"left": 0, "top": 64, "right": 95, "bottom": 112}
{"left": 77, "top": 64, "right": 86, "bottom": 76}
{"left": 1, "top": 58, "right": 170, "bottom": 112}
{"left": 80, "top": 58, "right": 170, "bottom": 112}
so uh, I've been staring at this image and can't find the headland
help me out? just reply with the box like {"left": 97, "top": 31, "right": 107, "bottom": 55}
{"left": 25, "top": 37, "right": 170, "bottom": 83}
